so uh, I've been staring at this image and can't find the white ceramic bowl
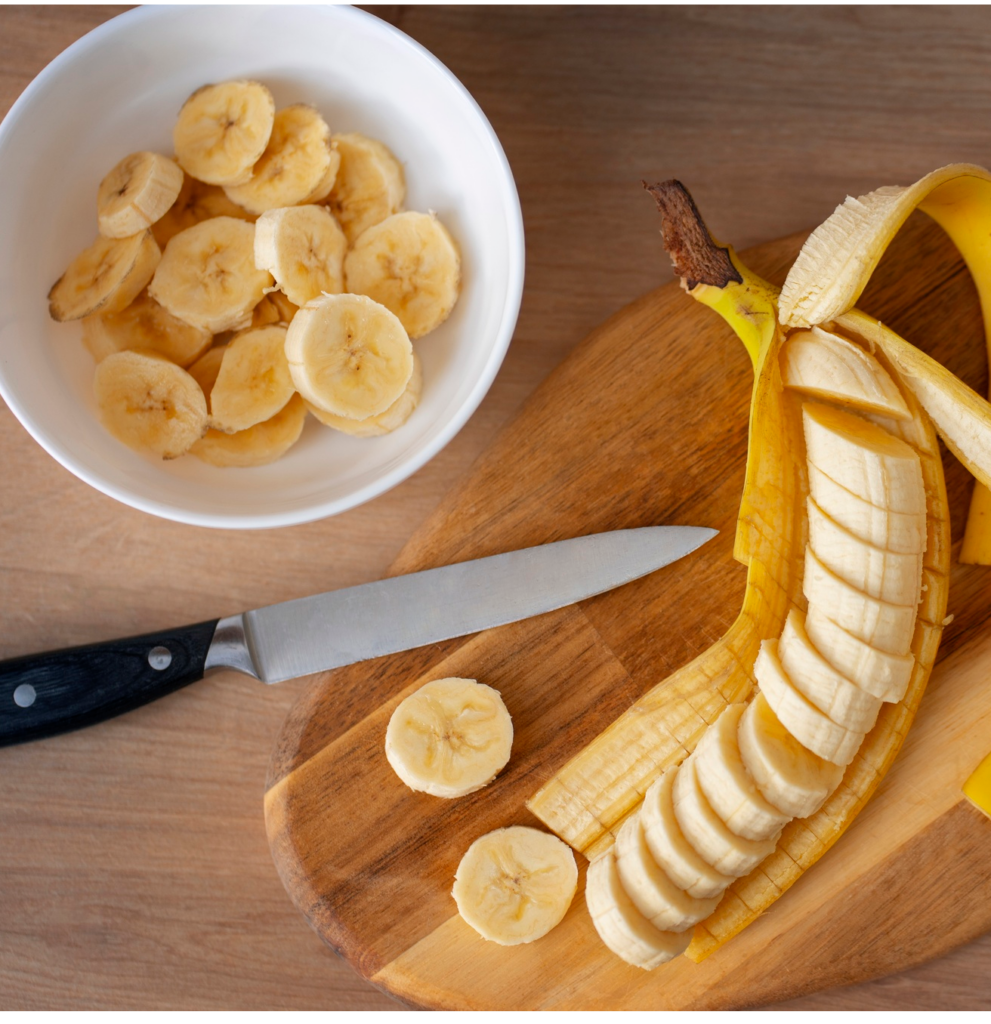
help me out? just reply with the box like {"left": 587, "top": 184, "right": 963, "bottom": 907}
{"left": 0, "top": 5, "right": 524, "bottom": 529}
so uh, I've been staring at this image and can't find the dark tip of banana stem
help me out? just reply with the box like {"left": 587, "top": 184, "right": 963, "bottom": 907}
{"left": 642, "top": 180, "right": 743, "bottom": 291}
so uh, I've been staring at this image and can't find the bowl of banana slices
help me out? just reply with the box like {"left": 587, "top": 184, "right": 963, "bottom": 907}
{"left": 0, "top": 6, "right": 524, "bottom": 528}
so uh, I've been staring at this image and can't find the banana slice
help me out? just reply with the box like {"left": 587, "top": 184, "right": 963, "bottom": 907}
{"left": 306, "top": 351, "right": 422, "bottom": 437}
{"left": 224, "top": 105, "right": 336, "bottom": 215}
{"left": 385, "top": 677, "right": 512, "bottom": 798}
{"left": 807, "top": 498, "right": 922, "bottom": 606}
{"left": 671, "top": 755, "right": 779, "bottom": 878}
{"left": 453, "top": 826, "right": 577, "bottom": 945}
{"left": 208, "top": 325, "right": 294, "bottom": 433}
{"left": 640, "top": 768, "right": 734, "bottom": 900}
{"left": 781, "top": 326, "right": 910, "bottom": 419}
{"left": 754, "top": 640, "right": 865, "bottom": 767}
{"left": 82, "top": 289, "right": 212, "bottom": 367}
{"left": 778, "top": 609, "right": 883, "bottom": 733}
{"left": 253, "top": 204, "right": 347, "bottom": 306}
{"left": 97, "top": 152, "right": 184, "bottom": 239}
{"left": 49, "top": 231, "right": 160, "bottom": 322}
{"left": 189, "top": 393, "right": 307, "bottom": 468}
{"left": 284, "top": 293, "right": 413, "bottom": 420}
{"left": 692, "top": 703, "right": 791, "bottom": 841}
{"left": 737, "top": 692, "right": 844, "bottom": 819}
{"left": 344, "top": 210, "right": 461, "bottom": 339}
{"left": 152, "top": 174, "right": 255, "bottom": 249}
{"left": 614, "top": 811, "right": 720, "bottom": 932}
{"left": 585, "top": 849, "right": 692, "bottom": 969}
{"left": 804, "top": 606, "right": 915, "bottom": 703}
{"left": 173, "top": 80, "right": 275, "bottom": 187}
{"left": 149, "top": 217, "right": 272, "bottom": 333}
{"left": 326, "top": 132, "right": 405, "bottom": 244}
{"left": 808, "top": 464, "right": 927, "bottom": 555}
{"left": 803, "top": 401, "right": 925, "bottom": 515}
{"left": 187, "top": 344, "right": 226, "bottom": 405}
{"left": 804, "top": 548, "right": 917, "bottom": 656}
{"left": 93, "top": 349, "right": 207, "bottom": 459}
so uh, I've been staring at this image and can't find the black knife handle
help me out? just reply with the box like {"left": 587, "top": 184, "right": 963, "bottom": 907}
{"left": 0, "top": 620, "right": 219, "bottom": 747}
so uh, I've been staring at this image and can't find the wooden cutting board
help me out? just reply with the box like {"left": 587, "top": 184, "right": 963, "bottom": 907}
{"left": 263, "top": 213, "right": 991, "bottom": 1009}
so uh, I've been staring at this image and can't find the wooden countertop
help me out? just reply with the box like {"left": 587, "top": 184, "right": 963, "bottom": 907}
{"left": 2, "top": 5, "right": 990, "bottom": 1010}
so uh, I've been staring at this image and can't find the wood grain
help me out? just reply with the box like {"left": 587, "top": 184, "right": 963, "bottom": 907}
{"left": 4, "top": 4, "right": 991, "bottom": 1010}
{"left": 266, "top": 216, "right": 991, "bottom": 1008}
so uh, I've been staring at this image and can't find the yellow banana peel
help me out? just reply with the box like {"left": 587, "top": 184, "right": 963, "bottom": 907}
{"left": 963, "top": 750, "right": 991, "bottom": 820}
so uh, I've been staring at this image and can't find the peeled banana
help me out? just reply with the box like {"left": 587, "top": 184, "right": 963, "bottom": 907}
{"left": 209, "top": 325, "right": 295, "bottom": 434}
{"left": 254, "top": 203, "right": 347, "bottom": 306}
{"left": 97, "top": 152, "right": 184, "bottom": 239}
{"left": 326, "top": 132, "right": 405, "bottom": 244}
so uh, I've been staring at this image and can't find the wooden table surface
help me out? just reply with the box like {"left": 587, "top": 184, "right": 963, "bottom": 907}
{"left": 3, "top": 5, "right": 991, "bottom": 1010}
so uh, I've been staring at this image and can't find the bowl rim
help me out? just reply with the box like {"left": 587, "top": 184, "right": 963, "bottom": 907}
{"left": 0, "top": 4, "right": 525, "bottom": 530}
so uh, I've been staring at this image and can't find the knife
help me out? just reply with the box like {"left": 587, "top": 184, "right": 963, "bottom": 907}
{"left": 0, "top": 526, "right": 716, "bottom": 747}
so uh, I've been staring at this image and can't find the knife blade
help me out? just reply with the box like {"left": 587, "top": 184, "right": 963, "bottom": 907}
{"left": 0, "top": 525, "right": 715, "bottom": 747}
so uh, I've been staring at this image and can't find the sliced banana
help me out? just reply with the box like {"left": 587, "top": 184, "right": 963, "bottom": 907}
{"left": 385, "top": 677, "right": 512, "bottom": 798}
{"left": 224, "top": 105, "right": 336, "bottom": 215}
{"left": 326, "top": 132, "right": 405, "bottom": 244}
{"left": 284, "top": 293, "right": 413, "bottom": 420}
{"left": 691, "top": 703, "right": 791, "bottom": 841}
{"left": 804, "top": 606, "right": 915, "bottom": 703}
{"left": 640, "top": 767, "right": 734, "bottom": 900}
{"left": 93, "top": 349, "right": 207, "bottom": 459}
{"left": 306, "top": 351, "right": 422, "bottom": 437}
{"left": 49, "top": 230, "right": 160, "bottom": 322}
{"left": 253, "top": 204, "right": 346, "bottom": 306}
{"left": 754, "top": 640, "right": 865, "bottom": 767}
{"left": 97, "top": 152, "right": 184, "bottom": 239}
{"left": 152, "top": 174, "right": 255, "bottom": 250}
{"left": 614, "top": 811, "right": 720, "bottom": 932}
{"left": 173, "top": 79, "right": 275, "bottom": 187}
{"left": 453, "top": 826, "right": 577, "bottom": 945}
{"left": 585, "top": 849, "right": 692, "bottom": 970}
{"left": 208, "top": 325, "right": 294, "bottom": 433}
{"left": 149, "top": 217, "right": 272, "bottom": 333}
{"left": 737, "top": 692, "right": 844, "bottom": 819}
{"left": 189, "top": 393, "right": 306, "bottom": 468}
{"left": 82, "top": 289, "right": 212, "bottom": 367}
{"left": 186, "top": 344, "right": 226, "bottom": 405}
{"left": 344, "top": 210, "right": 461, "bottom": 339}
{"left": 671, "top": 755, "right": 779, "bottom": 878}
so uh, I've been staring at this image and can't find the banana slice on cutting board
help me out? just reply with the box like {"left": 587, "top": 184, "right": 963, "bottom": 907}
{"left": 152, "top": 174, "right": 255, "bottom": 249}
{"left": 326, "top": 132, "right": 405, "bottom": 244}
{"left": 82, "top": 289, "right": 212, "bottom": 367}
{"left": 49, "top": 230, "right": 160, "bottom": 322}
{"left": 208, "top": 325, "right": 295, "bottom": 433}
{"left": 97, "top": 152, "right": 184, "bottom": 239}
{"left": 93, "top": 349, "right": 207, "bottom": 459}
{"left": 284, "top": 292, "right": 413, "bottom": 420}
{"left": 149, "top": 217, "right": 272, "bottom": 333}
{"left": 385, "top": 677, "right": 513, "bottom": 798}
{"left": 173, "top": 80, "right": 275, "bottom": 187}
{"left": 224, "top": 105, "right": 336, "bottom": 215}
{"left": 344, "top": 210, "right": 461, "bottom": 339}
{"left": 253, "top": 204, "right": 347, "bottom": 306}
{"left": 453, "top": 826, "right": 577, "bottom": 945}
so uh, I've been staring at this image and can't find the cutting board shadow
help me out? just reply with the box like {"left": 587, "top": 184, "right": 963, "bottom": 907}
{"left": 264, "top": 213, "right": 991, "bottom": 1010}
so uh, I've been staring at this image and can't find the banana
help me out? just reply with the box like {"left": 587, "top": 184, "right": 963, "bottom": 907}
{"left": 148, "top": 217, "right": 272, "bottom": 333}
{"left": 326, "top": 132, "right": 405, "bottom": 244}
{"left": 152, "top": 174, "right": 255, "bottom": 250}
{"left": 92, "top": 349, "right": 207, "bottom": 459}
{"left": 306, "top": 351, "right": 422, "bottom": 437}
{"left": 781, "top": 325, "right": 909, "bottom": 419}
{"left": 49, "top": 230, "right": 160, "bottom": 321}
{"left": 253, "top": 204, "right": 347, "bottom": 306}
{"left": 963, "top": 750, "right": 991, "bottom": 820}
{"left": 97, "top": 152, "right": 184, "bottom": 239}
{"left": 385, "top": 677, "right": 513, "bottom": 798}
{"left": 208, "top": 325, "right": 295, "bottom": 434}
{"left": 189, "top": 393, "right": 307, "bottom": 468}
{"left": 585, "top": 849, "right": 692, "bottom": 969}
{"left": 224, "top": 105, "right": 336, "bottom": 215}
{"left": 81, "top": 289, "right": 212, "bottom": 367}
{"left": 343, "top": 210, "right": 461, "bottom": 339}
{"left": 173, "top": 80, "right": 275, "bottom": 187}
{"left": 453, "top": 826, "right": 577, "bottom": 945}
{"left": 186, "top": 344, "right": 226, "bottom": 404}
{"left": 284, "top": 293, "right": 413, "bottom": 420}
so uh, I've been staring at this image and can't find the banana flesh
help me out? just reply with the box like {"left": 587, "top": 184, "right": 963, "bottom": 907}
{"left": 326, "top": 132, "right": 405, "bottom": 244}
{"left": 152, "top": 174, "right": 255, "bottom": 249}
{"left": 208, "top": 325, "right": 295, "bottom": 434}
{"left": 97, "top": 152, "right": 184, "bottom": 239}
{"left": 189, "top": 394, "right": 307, "bottom": 468}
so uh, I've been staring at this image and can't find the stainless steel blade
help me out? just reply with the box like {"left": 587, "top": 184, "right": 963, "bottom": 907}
{"left": 211, "top": 526, "right": 716, "bottom": 683}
